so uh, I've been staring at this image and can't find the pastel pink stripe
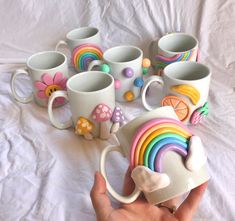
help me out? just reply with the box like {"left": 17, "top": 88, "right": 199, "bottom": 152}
{"left": 155, "top": 54, "right": 181, "bottom": 62}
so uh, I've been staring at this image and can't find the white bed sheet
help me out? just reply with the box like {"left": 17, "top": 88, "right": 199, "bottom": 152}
{"left": 0, "top": 0, "right": 235, "bottom": 220}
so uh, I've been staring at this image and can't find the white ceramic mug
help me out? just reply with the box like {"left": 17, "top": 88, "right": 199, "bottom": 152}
{"left": 88, "top": 45, "right": 151, "bottom": 102}
{"left": 55, "top": 27, "right": 103, "bottom": 72}
{"left": 48, "top": 71, "right": 125, "bottom": 140}
{"left": 149, "top": 33, "right": 199, "bottom": 76}
{"left": 11, "top": 51, "right": 69, "bottom": 107}
{"left": 141, "top": 61, "right": 211, "bottom": 125}
{"left": 100, "top": 106, "right": 209, "bottom": 204}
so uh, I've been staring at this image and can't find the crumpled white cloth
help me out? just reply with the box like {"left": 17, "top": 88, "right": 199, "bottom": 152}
{"left": 1, "top": 1, "right": 235, "bottom": 221}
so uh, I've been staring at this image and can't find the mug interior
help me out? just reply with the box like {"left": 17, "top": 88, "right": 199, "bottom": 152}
{"left": 28, "top": 51, "right": 66, "bottom": 70}
{"left": 103, "top": 46, "right": 142, "bottom": 63}
{"left": 67, "top": 27, "right": 98, "bottom": 40}
{"left": 158, "top": 33, "right": 198, "bottom": 53}
{"left": 164, "top": 61, "right": 210, "bottom": 81}
{"left": 67, "top": 71, "right": 113, "bottom": 92}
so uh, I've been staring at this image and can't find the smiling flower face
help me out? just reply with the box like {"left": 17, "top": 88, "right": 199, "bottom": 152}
{"left": 35, "top": 72, "right": 67, "bottom": 105}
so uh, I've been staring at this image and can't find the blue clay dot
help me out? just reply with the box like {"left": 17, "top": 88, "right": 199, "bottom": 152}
{"left": 100, "top": 64, "right": 110, "bottom": 73}
{"left": 134, "top": 77, "right": 144, "bottom": 87}
{"left": 123, "top": 67, "right": 134, "bottom": 78}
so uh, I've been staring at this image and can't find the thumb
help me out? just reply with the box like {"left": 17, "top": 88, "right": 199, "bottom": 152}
{"left": 90, "top": 171, "right": 114, "bottom": 220}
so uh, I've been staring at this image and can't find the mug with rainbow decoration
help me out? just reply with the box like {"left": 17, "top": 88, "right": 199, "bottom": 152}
{"left": 100, "top": 106, "right": 209, "bottom": 205}
{"left": 55, "top": 27, "right": 103, "bottom": 72}
{"left": 11, "top": 51, "right": 69, "bottom": 107}
{"left": 88, "top": 45, "right": 151, "bottom": 102}
{"left": 141, "top": 61, "right": 211, "bottom": 125}
{"left": 149, "top": 32, "right": 199, "bottom": 76}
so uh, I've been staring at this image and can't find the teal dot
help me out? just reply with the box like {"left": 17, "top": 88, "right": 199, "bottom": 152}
{"left": 100, "top": 64, "right": 110, "bottom": 73}
{"left": 134, "top": 77, "right": 144, "bottom": 87}
{"left": 142, "top": 67, "right": 149, "bottom": 75}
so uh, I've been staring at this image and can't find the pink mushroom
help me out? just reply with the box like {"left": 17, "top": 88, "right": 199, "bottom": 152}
{"left": 110, "top": 106, "right": 125, "bottom": 133}
{"left": 92, "top": 104, "right": 113, "bottom": 139}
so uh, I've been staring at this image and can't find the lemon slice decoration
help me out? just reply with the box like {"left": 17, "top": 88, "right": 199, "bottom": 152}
{"left": 170, "top": 84, "right": 200, "bottom": 105}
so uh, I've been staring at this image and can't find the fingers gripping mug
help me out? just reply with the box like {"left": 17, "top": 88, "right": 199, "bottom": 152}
{"left": 48, "top": 71, "right": 125, "bottom": 140}
{"left": 141, "top": 61, "right": 211, "bottom": 125}
{"left": 55, "top": 27, "right": 103, "bottom": 72}
{"left": 88, "top": 45, "right": 151, "bottom": 102}
{"left": 149, "top": 33, "right": 199, "bottom": 76}
{"left": 11, "top": 51, "right": 69, "bottom": 107}
{"left": 100, "top": 106, "right": 209, "bottom": 204}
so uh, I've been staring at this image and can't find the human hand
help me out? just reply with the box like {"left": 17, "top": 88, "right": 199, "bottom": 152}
{"left": 90, "top": 168, "right": 208, "bottom": 221}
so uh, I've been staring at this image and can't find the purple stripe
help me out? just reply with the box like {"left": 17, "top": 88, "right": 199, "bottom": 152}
{"left": 155, "top": 144, "right": 187, "bottom": 172}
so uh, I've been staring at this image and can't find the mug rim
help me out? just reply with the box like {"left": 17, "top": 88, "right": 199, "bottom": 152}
{"left": 163, "top": 61, "right": 211, "bottom": 82}
{"left": 67, "top": 71, "right": 114, "bottom": 94}
{"left": 66, "top": 27, "right": 99, "bottom": 41}
{"left": 158, "top": 32, "right": 198, "bottom": 54}
{"left": 103, "top": 45, "right": 143, "bottom": 64}
{"left": 27, "top": 51, "right": 67, "bottom": 72}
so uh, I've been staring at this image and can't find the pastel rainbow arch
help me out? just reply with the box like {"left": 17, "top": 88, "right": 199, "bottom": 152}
{"left": 155, "top": 48, "right": 198, "bottom": 69}
{"left": 130, "top": 118, "right": 193, "bottom": 172}
{"left": 72, "top": 43, "right": 103, "bottom": 71}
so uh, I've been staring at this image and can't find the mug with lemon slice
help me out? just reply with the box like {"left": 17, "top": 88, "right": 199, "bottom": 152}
{"left": 141, "top": 61, "right": 211, "bottom": 125}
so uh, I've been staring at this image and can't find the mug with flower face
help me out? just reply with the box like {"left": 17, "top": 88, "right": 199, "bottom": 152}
{"left": 11, "top": 51, "right": 69, "bottom": 107}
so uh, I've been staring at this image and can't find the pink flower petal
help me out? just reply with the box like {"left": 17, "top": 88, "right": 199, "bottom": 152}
{"left": 37, "top": 91, "right": 48, "bottom": 99}
{"left": 55, "top": 97, "right": 65, "bottom": 104}
{"left": 59, "top": 78, "right": 68, "bottom": 89}
{"left": 53, "top": 72, "right": 63, "bottom": 84}
{"left": 34, "top": 81, "right": 47, "bottom": 90}
{"left": 42, "top": 73, "right": 53, "bottom": 85}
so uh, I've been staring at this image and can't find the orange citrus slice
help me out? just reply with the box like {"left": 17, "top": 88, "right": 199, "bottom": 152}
{"left": 161, "top": 96, "right": 190, "bottom": 122}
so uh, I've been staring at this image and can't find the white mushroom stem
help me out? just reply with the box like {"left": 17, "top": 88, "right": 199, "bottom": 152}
{"left": 110, "top": 122, "right": 120, "bottom": 133}
{"left": 100, "top": 122, "right": 110, "bottom": 139}
{"left": 84, "top": 133, "right": 93, "bottom": 140}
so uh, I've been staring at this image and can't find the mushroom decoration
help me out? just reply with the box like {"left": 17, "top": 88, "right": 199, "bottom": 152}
{"left": 110, "top": 106, "right": 125, "bottom": 133}
{"left": 75, "top": 117, "right": 94, "bottom": 140}
{"left": 92, "top": 104, "right": 113, "bottom": 139}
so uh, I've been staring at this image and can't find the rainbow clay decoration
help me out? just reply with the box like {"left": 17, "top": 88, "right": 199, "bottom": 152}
{"left": 72, "top": 43, "right": 103, "bottom": 71}
{"left": 130, "top": 118, "right": 193, "bottom": 172}
{"left": 155, "top": 48, "right": 198, "bottom": 69}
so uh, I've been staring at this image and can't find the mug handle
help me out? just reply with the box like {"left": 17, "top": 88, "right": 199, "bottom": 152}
{"left": 141, "top": 75, "right": 164, "bottom": 111}
{"left": 148, "top": 38, "right": 159, "bottom": 69}
{"left": 100, "top": 145, "right": 141, "bottom": 204}
{"left": 48, "top": 90, "right": 73, "bottom": 129}
{"left": 87, "top": 60, "right": 105, "bottom": 71}
{"left": 11, "top": 69, "right": 34, "bottom": 103}
{"left": 55, "top": 40, "right": 69, "bottom": 51}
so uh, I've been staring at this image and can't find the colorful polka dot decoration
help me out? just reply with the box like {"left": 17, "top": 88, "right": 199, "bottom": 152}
{"left": 114, "top": 79, "right": 121, "bottom": 89}
{"left": 142, "top": 58, "right": 151, "bottom": 75}
{"left": 100, "top": 64, "right": 110, "bottom": 73}
{"left": 155, "top": 48, "right": 198, "bottom": 69}
{"left": 124, "top": 91, "right": 135, "bottom": 101}
{"left": 134, "top": 77, "right": 144, "bottom": 87}
{"left": 72, "top": 44, "right": 103, "bottom": 71}
{"left": 130, "top": 118, "right": 193, "bottom": 172}
{"left": 190, "top": 102, "right": 209, "bottom": 125}
{"left": 123, "top": 68, "right": 134, "bottom": 78}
